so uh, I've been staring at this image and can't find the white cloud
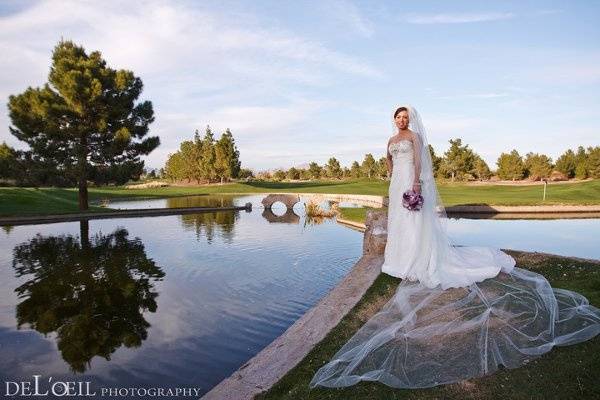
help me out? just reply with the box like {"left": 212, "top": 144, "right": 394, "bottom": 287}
{"left": 202, "top": 102, "right": 317, "bottom": 137}
{"left": 405, "top": 12, "right": 515, "bottom": 24}
{"left": 0, "top": 0, "right": 381, "bottom": 169}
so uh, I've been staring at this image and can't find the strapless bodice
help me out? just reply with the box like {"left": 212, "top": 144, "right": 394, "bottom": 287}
{"left": 389, "top": 140, "right": 413, "bottom": 161}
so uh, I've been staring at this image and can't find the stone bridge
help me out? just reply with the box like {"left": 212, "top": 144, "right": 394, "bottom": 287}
{"left": 261, "top": 193, "right": 302, "bottom": 210}
{"left": 261, "top": 193, "right": 386, "bottom": 211}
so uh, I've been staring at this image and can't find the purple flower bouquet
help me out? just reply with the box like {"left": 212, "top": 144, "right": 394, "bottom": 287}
{"left": 402, "top": 189, "right": 424, "bottom": 211}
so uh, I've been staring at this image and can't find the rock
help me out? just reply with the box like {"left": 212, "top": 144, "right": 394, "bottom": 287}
{"left": 363, "top": 209, "right": 388, "bottom": 256}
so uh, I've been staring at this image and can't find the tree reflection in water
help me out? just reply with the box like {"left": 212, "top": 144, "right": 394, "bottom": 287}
{"left": 167, "top": 196, "right": 238, "bottom": 243}
{"left": 11, "top": 220, "right": 165, "bottom": 373}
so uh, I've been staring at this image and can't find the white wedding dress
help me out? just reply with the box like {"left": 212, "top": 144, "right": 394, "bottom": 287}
{"left": 309, "top": 106, "right": 600, "bottom": 390}
{"left": 381, "top": 139, "right": 516, "bottom": 289}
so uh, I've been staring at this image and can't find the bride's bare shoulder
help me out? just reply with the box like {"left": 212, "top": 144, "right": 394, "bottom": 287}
{"left": 408, "top": 130, "right": 421, "bottom": 143}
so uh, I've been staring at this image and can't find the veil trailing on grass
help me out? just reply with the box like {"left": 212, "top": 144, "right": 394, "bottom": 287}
{"left": 308, "top": 106, "right": 600, "bottom": 389}
{"left": 309, "top": 266, "right": 600, "bottom": 389}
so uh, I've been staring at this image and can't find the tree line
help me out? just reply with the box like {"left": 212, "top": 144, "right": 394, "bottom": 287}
{"left": 495, "top": 146, "right": 600, "bottom": 181}
{"left": 163, "top": 126, "right": 243, "bottom": 184}
{"left": 2, "top": 41, "right": 598, "bottom": 211}
{"left": 251, "top": 139, "right": 600, "bottom": 182}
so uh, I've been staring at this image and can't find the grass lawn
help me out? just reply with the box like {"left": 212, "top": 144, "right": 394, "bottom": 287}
{"left": 256, "top": 250, "right": 600, "bottom": 400}
{"left": 338, "top": 207, "right": 380, "bottom": 225}
{"left": 0, "top": 187, "right": 110, "bottom": 216}
{"left": 338, "top": 205, "right": 467, "bottom": 227}
{"left": 1, "top": 178, "right": 599, "bottom": 217}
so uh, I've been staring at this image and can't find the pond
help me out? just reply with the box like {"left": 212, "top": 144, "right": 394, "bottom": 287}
{"left": 0, "top": 194, "right": 362, "bottom": 397}
{"left": 1, "top": 193, "right": 599, "bottom": 398}
{"left": 108, "top": 195, "right": 600, "bottom": 261}
{"left": 446, "top": 216, "right": 600, "bottom": 260}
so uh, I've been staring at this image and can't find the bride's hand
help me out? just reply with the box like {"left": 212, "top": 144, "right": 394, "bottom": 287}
{"left": 412, "top": 182, "right": 421, "bottom": 193}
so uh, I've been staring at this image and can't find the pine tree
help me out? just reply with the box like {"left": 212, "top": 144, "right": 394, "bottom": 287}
{"left": 376, "top": 157, "right": 388, "bottom": 179}
{"left": 524, "top": 152, "right": 553, "bottom": 181}
{"left": 308, "top": 162, "right": 322, "bottom": 179}
{"left": 555, "top": 149, "right": 577, "bottom": 178}
{"left": 214, "top": 137, "right": 228, "bottom": 184}
{"left": 428, "top": 144, "right": 442, "bottom": 177}
{"left": 8, "top": 40, "right": 159, "bottom": 210}
{"left": 214, "top": 128, "right": 241, "bottom": 183}
{"left": 273, "top": 169, "right": 286, "bottom": 181}
{"left": 325, "top": 157, "right": 342, "bottom": 179}
{"left": 299, "top": 168, "right": 311, "bottom": 180}
{"left": 164, "top": 141, "right": 196, "bottom": 182}
{"left": 0, "top": 142, "right": 17, "bottom": 179}
{"left": 286, "top": 167, "right": 300, "bottom": 180}
{"left": 179, "top": 140, "right": 198, "bottom": 182}
{"left": 350, "top": 161, "right": 362, "bottom": 178}
{"left": 574, "top": 146, "right": 589, "bottom": 179}
{"left": 225, "top": 129, "right": 241, "bottom": 179}
{"left": 587, "top": 146, "right": 600, "bottom": 178}
{"left": 472, "top": 156, "right": 491, "bottom": 181}
{"left": 439, "top": 139, "right": 475, "bottom": 181}
{"left": 342, "top": 166, "right": 351, "bottom": 179}
{"left": 361, "top": 154, "right": 376, "bottom": 179}
{"left": 192, "top": 129, "right": 204, "bottom": 182}
{"left": 496, "top": 150, "right": 525, "bottom": 180}
{"left": 200, "top": 125, "right": 216, "bottom": 183}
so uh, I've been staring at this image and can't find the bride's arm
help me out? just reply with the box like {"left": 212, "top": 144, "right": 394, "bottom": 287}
{"left": 412, "top": 133, "right": 422, "bottom": 192}
{"left": 386, "top": 140, "right": 393, "bottom": 177}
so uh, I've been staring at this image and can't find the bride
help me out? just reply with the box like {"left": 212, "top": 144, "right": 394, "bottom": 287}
{"left": 309, "top": 105, "right": 600, "bottom": 389}
{"left": 381, "top": 106, "right": 515, "bottom": 289}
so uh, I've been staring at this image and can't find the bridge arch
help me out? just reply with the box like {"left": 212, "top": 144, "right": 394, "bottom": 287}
{"left": 261, "top": 194, "right": 302, "bottom": 210}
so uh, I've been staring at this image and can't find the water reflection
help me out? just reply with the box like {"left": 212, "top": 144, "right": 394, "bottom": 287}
{"left": 261, "top": 208, "right": 301, "bottom": 224}
{"left": 11, "top": 221, "right": 165, "bottom": 373}
{"left": 0, "top": 199, "right": 364, "bottom": 395}
{"left": 2, "top": 193, "right": 599, "bottom": 396}
{"left": 166, "top": 197, "right": 239, "bottom": 243}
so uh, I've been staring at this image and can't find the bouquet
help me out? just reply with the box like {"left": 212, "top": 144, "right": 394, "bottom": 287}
{"left": 402, "top": 189, "right": 424, "bottom": 211}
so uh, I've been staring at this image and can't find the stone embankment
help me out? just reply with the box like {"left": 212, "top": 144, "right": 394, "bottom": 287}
{"left": 0, "top": 204, "right": 252, "bottom": 226}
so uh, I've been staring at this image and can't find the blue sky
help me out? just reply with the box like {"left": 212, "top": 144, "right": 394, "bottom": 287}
{"left": 1, "top": 0, "right": 599, "bottom": 172}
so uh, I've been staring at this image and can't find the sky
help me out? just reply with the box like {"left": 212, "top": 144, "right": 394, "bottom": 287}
{"left": 1, "top": 0, "right": 599, "bottom": 172}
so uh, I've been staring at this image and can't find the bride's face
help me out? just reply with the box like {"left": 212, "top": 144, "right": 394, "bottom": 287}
{"left": 395, "top": 110, "right": 409, "bottom": 131}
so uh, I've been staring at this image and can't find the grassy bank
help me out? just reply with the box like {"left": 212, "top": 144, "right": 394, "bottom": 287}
{"left": 256, "top": 251, "right": 600, "bottom": 400}
{"left": 1, "top": 178, "right": 599, "bottom": 217}
{"left": 338, "top": 206, "right": 377, "bottom": 225}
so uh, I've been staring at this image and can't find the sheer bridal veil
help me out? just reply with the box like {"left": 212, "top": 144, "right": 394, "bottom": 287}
{"left": 309, "top": 105, "right": 600, "bottom": 389}
{"left": 397, "top": 105, "right": 447, "bottom": 223}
